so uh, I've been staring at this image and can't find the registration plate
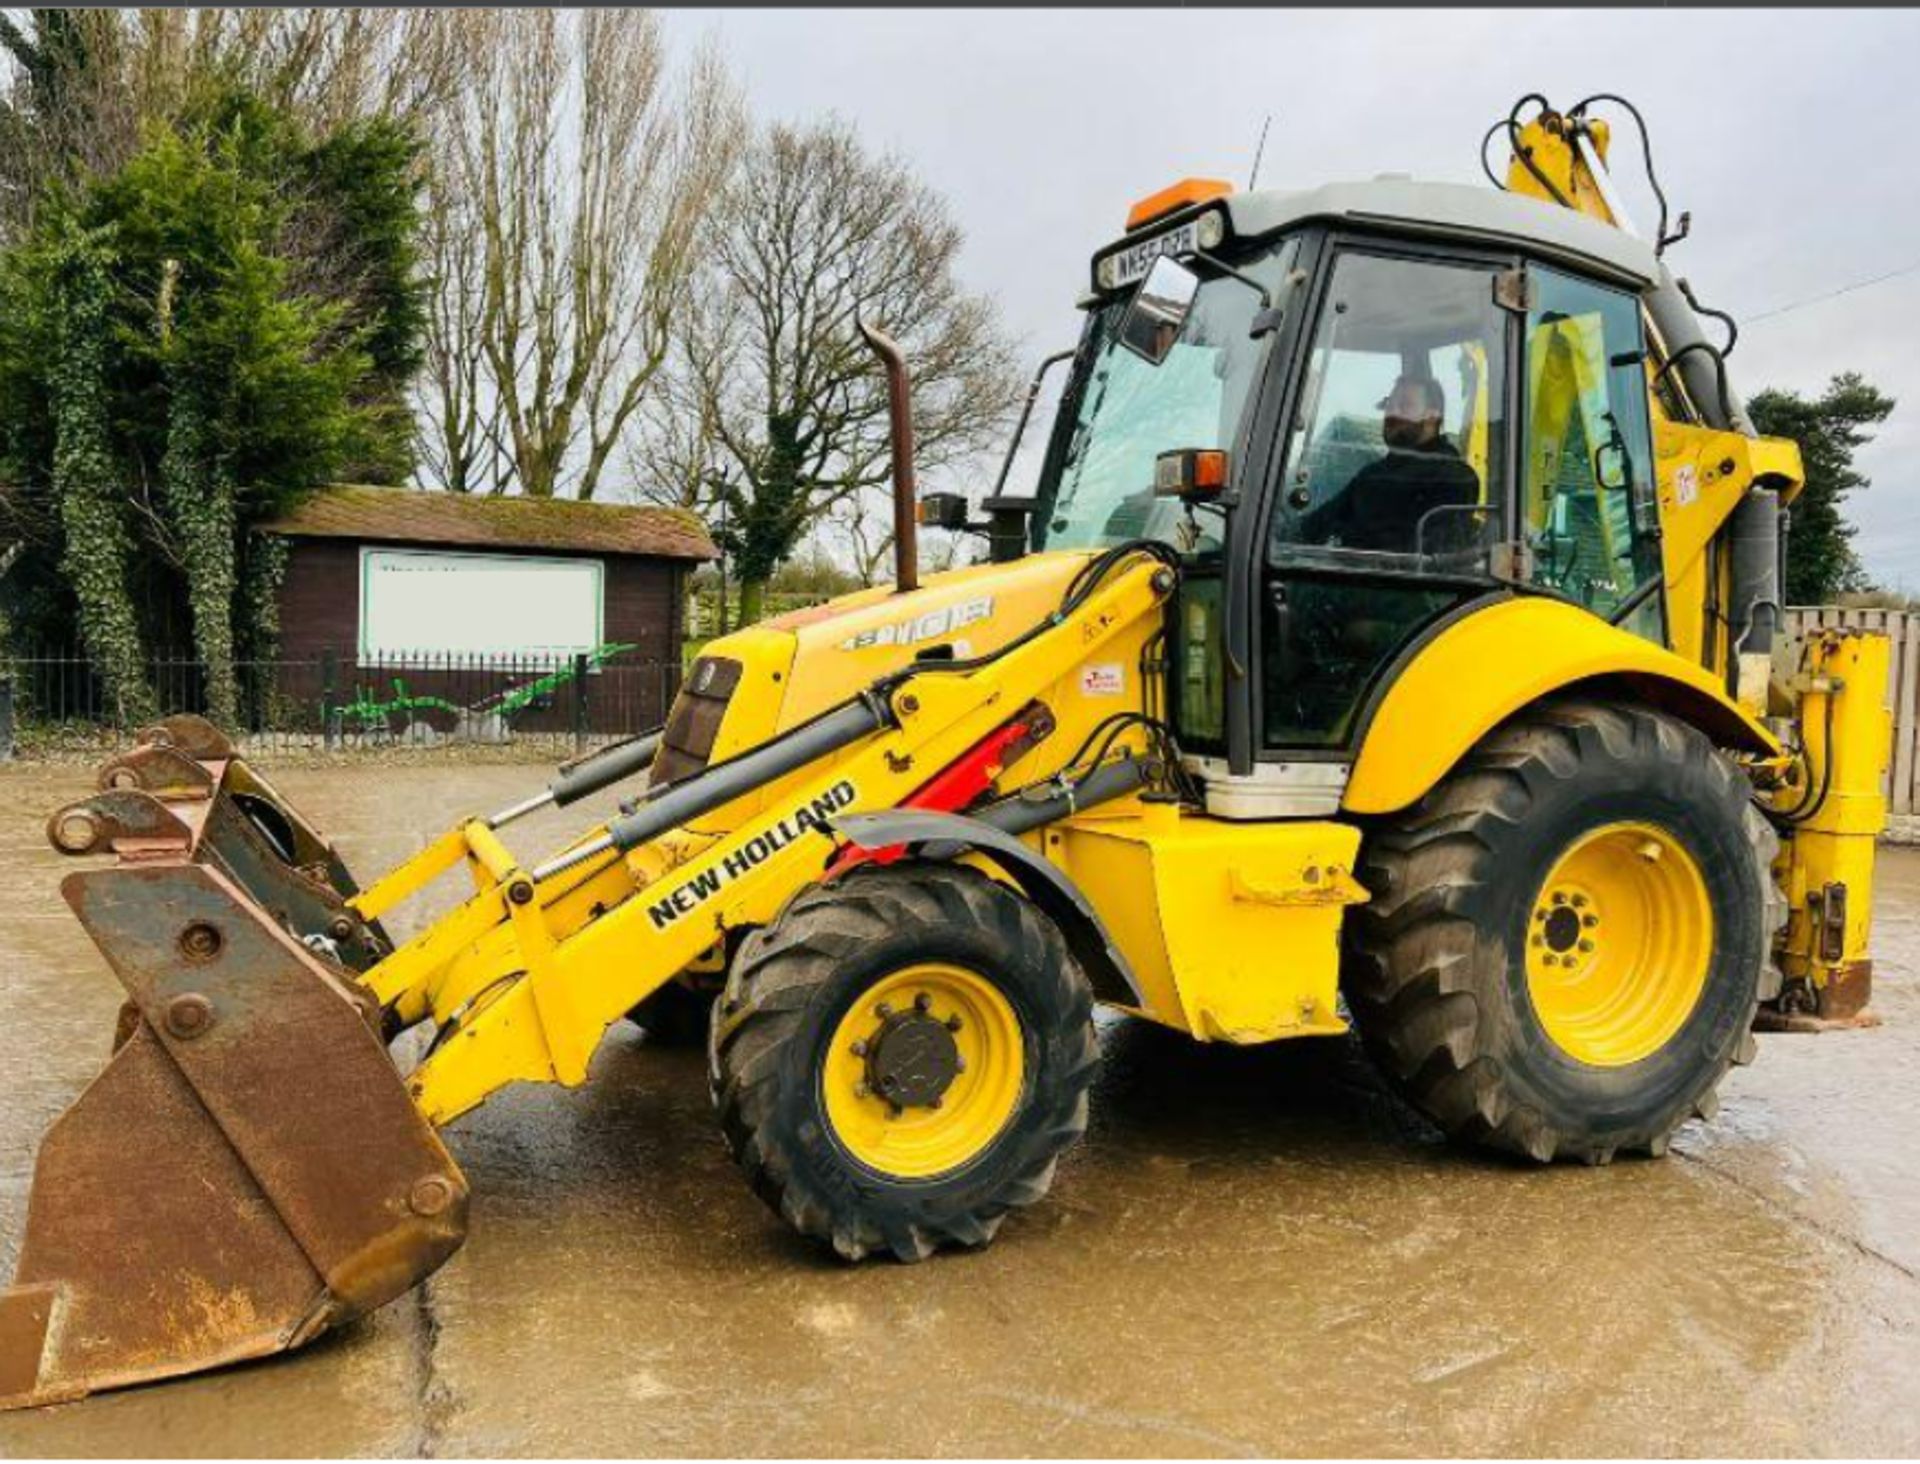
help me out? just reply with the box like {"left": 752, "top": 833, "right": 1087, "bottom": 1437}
{"left": 1103, "top": 219, "right": 1201, "bottom": 289}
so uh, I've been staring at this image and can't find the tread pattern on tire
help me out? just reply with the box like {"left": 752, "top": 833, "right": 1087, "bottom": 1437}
{"left": 1346, "top": 698, "right": 1787, "bottom": 1164}
{"left": 709, "top": 862, "right": 1097, "bottom": 1262}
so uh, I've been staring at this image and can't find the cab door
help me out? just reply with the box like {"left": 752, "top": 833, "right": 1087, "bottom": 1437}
{"left": 1520, "top": 265, "right": 1665, "bottom": 643}
{"left": 1256, "top": 242, "right": 1518, "bottom": 753}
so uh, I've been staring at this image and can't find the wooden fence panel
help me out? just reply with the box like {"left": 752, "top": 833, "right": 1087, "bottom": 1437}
{"left": 1784, "top": 606, "right": 1918, "bottom": 817}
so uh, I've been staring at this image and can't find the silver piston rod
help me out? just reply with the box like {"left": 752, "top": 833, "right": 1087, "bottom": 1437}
{"left": 488, "top": 730, "right": 665, "bottom": 830}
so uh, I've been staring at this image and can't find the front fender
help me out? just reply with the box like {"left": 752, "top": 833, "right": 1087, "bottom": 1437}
{"left": 832, "top": 808, "right": 1142, "bottom": 1007}
{"left": 1343, "top": 596, "right": 1778, "bottom": 816}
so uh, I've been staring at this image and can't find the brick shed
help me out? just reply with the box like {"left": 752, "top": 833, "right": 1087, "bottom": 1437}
{"left": 261, "top": 486, "right": 714, "bottom": 737}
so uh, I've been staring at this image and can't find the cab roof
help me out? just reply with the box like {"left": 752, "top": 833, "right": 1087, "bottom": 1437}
{"left": 1220, "top": 176, "right": 1662, "bottom": 291}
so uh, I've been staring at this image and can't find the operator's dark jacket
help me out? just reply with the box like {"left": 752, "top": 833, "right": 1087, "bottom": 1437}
{"left": 1306, "top": 438, "right": 1482, "bottom": 553}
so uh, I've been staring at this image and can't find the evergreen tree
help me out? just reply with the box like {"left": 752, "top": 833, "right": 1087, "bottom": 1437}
{"left": 1747, "top": 374, "right": 1895, "bottom": 604}
{"left": 0, "top": 84, "right": 425, "bottom": 723}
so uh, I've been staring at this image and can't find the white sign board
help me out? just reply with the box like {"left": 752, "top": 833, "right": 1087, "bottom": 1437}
{"left": 359, "top": 548, "right": 604, "bottom": 662}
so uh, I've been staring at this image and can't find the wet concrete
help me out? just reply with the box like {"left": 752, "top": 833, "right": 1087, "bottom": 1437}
{"left": 1, "top": 759, "right": 1918, "bottom": 1457}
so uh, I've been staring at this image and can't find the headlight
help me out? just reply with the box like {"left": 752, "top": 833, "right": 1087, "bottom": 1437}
{"left": 652, "top": 656, "right": 742, "bottom": 785}
{"left": 1095, "top": 255, "right": 1119, "bottom": 291}
{"left": 1197, "top": 210, "right": 1226, "bottom": 250}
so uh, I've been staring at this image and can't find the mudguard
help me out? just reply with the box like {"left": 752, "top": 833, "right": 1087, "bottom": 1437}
{"left": 834, "top": 808, "right": 1143, "bottom": 1007}
{"left": 1345, "top": 596, "right": 1778, "bottom": 816}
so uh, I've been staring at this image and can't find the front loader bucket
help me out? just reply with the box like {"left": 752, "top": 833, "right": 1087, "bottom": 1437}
{"left": 48, "top": 715, "right": 391, "bottom": 973}
{"left": 1, "top": 723, "right": 467, "bottom": 1410}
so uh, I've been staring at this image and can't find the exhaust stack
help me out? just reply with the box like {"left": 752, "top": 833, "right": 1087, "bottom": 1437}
{"left": 856, "top": 318, "right": 919, "bottom": 594}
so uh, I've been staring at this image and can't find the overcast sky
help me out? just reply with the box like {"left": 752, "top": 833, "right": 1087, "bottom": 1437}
{"left": 663, "top": 8, "right": 1920, "bottom": 589}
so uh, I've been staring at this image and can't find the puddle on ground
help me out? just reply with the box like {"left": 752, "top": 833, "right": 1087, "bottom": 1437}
{"left": 2, "top": 761, "right": 1916, "bottom": 1456}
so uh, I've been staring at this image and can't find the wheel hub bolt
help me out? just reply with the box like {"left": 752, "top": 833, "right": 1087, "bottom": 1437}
{"left": 874, "top": 1001, "right": 893, "bottom": 1019}
{"left": 946, "top": 1015, "right": 963, "bottom": 1033}
{"left": 913, "top": 992, "right": 932, "bottom": 1013}
{"left": 1579, "top": 939, "right": 1595, "bottom": 953}
{"left": 850, "top": 1039, "right": 868, "bottom": 1058}
{"left": 1582, "top": 913, "right": 1599, "bottom": 929}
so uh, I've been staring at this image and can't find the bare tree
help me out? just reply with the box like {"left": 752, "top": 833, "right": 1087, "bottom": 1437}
{"left": 417, "top": 11, "right": 740, "bottom": 500}
{"left": 657, "top": 117, "right": 1021, "bottom": 620}
{"left": 831, "top": 490, "right": 963, "bottom": 588}
{"left": 416, "top": 118, "right": 504, "bottom": 494}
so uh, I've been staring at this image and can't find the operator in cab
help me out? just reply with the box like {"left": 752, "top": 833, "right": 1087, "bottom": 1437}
{"left": 1304, "top": 373, "right": 1480, "bottom": 554}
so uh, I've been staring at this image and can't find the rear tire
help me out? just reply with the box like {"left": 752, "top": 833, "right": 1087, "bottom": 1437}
{"left": 1346, "top": 699, "right": 1784, "bottom": 1163}
{"left": 709, "top": 863, "right": 1096, "bottom": 1261}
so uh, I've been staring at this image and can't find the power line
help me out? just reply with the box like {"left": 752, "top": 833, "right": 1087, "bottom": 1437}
{"left": 1743, "top": 261, "right": 1920, "bottom": 325}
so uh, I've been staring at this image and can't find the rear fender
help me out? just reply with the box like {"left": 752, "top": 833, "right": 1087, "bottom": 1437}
{"left": 1344, "top": 596, "right": 1777, "bottom": 816}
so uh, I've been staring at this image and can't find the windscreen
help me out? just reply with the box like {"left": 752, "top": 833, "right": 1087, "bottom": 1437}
{"left": 1034, "top": 236, "right": 1298, "bottom": 557}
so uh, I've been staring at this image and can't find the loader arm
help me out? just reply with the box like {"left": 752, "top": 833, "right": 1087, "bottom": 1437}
{"left": 372, "top": 550, "right": 1171, "bottom": 1124}
{"left": 0, "top": 548, "right": 1173, "bottom": 1410}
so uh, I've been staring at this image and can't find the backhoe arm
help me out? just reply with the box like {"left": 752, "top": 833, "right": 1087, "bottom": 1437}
{"left": 1500, "top": 94, "right": 1888, "bottom": 1026}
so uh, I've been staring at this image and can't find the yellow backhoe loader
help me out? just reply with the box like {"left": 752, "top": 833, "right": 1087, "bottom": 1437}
{"left": 0, "top": 95, "right": 1891, "bottom": 1410}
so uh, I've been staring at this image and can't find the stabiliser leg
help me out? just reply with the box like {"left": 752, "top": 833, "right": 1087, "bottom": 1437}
{"left": 0, "top": 861, "right": 467, "bottom": 1410}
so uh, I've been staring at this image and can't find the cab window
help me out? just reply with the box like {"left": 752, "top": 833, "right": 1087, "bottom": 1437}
{"left": 1259, "top": 248, "right": 1508, "bottom": 751}
{"left": 1038, "top": 238, "right": 1298, "bottom": 557}
{"left": 1272, "top": 250, "right": 1509, "bottom": 570}
{"left": 1524, "top": 267, "right": 1663, "bottom": 641}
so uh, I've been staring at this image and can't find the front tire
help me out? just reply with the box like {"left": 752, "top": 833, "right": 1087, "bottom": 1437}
{"left": 709, "top": 863, "right": 1097, "bottom": 1261}
{"left": 1347, "top": 699, "right": 1784, "bottom": 1163}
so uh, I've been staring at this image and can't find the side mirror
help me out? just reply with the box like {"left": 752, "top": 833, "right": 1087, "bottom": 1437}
{"left": 1119, "top": 255, "right": 1201, "bottom": 366}
{"left": 916, "top": 492, "right": 971, "bottom": 531}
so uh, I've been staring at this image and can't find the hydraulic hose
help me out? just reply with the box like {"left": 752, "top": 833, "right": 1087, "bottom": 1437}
{"left": 974, "top": 755, "right": 1154, "bottom": 836}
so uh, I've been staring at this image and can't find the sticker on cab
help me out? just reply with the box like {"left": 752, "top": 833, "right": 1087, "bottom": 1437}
{"left": 1079, "top": 663, "right": 1125, "bottom": 698}
{"left": 1674, "top": 463, "right": 1698, "bottom": 507}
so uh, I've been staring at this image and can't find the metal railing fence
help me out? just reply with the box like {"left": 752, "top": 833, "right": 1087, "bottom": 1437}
{"left": 0, "top": 646, "right": 682, "bottom": 759}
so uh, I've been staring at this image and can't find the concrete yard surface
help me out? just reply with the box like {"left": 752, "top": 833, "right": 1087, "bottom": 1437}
{"left": 2, "top": 760, "right": 1918, "bottom": 1458}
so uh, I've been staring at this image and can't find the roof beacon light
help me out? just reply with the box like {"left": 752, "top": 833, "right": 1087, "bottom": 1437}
{"left": 1126, "top": 178, "right": 1235, "bottom": 232}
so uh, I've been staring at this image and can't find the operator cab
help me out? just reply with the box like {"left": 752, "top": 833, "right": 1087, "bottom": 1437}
{"left": 1028, "top": 177, "right": 1668, "bottom": 815}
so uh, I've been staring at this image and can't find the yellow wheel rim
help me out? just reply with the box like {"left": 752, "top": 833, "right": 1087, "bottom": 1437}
{"left": 1524, "top": 821, "right": 1714, "bottom": 1068}
{"left": 821, "top": 963, "right": 1026, "bottom": 1180}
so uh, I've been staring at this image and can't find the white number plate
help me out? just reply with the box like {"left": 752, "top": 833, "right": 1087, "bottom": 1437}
{"left": 1104, "top": 220, "right": 1200, "bottom": 289}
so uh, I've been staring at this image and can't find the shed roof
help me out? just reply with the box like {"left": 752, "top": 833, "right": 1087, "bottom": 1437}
{"left": 263, "top": 485, "right": 717, "bottom": 561}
